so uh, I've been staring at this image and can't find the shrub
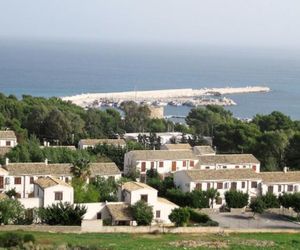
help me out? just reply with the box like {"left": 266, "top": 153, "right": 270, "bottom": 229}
{"left": 131, "top": 200, "right": 153, "bottom": 226}
{"left": 188, "top": 209, "right": 210, "bottom": 223}
{"left": 250, "top": 198, "right": 266, "bottom": 216}
{"left": 38, "top": 202, "right": 87, "bottom": 225}
{"left": 166, "top": 188, "right": 189, "bottom": 207}
{"left": 23, "top": 234, "right": 36, "bottom": 243}
{"left": 201, "top": 220, "right": 219, "bottom": 227}
{"left": 225, "top": 190, "right": 249, "bottom": 209}
{"left": 280, "top": 192, "right": 300, "bottom": 220}
{"left": 0, "top": 198, "right": 26, "bottom": 225}
{"left": 279, "top": 193, "right": 294, "bottom": 208}
{"left": 188, "top": 190, "right": 210, "bottom": 209}
{"left": 169, "top": 207, "right": 190, "bottom": 227}
{"left": 261, "top": 192, "right": 280, "bottom": 208}
{"left": 0, "top": 232, "right": 23, "bottom": 248}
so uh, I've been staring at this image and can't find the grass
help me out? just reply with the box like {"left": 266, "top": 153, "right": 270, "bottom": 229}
{"left": 1, "top": 231, "right": 300, "bottom": 249}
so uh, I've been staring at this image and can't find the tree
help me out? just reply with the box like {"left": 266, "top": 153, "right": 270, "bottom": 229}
{"left": 92, "top": 177, "right": 118, "bottom": 202}
{"left": 71, "top": 158, "right": 91, "bottom": 180}
{"left": 72, "top": 178, "right": 99, "bottom": 203}
{"left": 206, "top": 188, "right": 220, "bottom": 208}
{"left": 188, "top": 190, "right": 209, "bottom": 209}
{"left": 285, "top": 133, "right": 300, "bottom": 169}
{"left": 225, "top": 190, "right": 249, "bottom": 209}
{"left": 0, "top": 199, "right": 26, "bottom": 225}
{"left": 250, "top": 198, "right": 266, "bottom": 218}
{"left": 38, "top": 202, "right": 87, "bottom": 225}
{"left": 261, "top": 192, "right": 280, "bottom": 208}
{"left": 280, "top": 193, "right": 300, "bottom": 220}
{"left": 131, "top": 200, "right": 153, "bottom": 226}
{"left": 169, "top": 207, "right": 190, "bottom": 227}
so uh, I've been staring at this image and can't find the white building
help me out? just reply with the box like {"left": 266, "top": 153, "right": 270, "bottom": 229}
{"left": 78, "top": 139, "right": 126, "bottom": 149}
{"left": 1, "top": 160, "right": 121, "bottom": 198}
{"left": 124, "top": 150, "right": 199, "bottom": 180}
{"left": 0, "top": 130, "right": 17, "bottom": 157}
{"left": 34, "top": 176, "right": 74, "bottom": 207}
{"left": 197, "top": 154, "right": 260, "bottom": 173}
{"left": 174, "top": 169, "right": 262, "bottom": 207}
{"left": 260, "top": 169, "right": 300, "bottom": 197}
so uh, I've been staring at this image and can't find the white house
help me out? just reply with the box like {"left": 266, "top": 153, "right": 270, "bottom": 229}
{"left": 118, "top": 181, "right": 178, "bottom": 224}
{"left": 78, "top": 139, "right": 126, "bottom": 149}
{"left": 1, "top": 160, "right": 121, "bottom": 198}
{"left": 160, "top": 143, "right": 192, "bottom": 151}
{"left": 34, "top": 177, "right": 74, "bottom": 207}
{"left": 193, "top": 145, "right": 216, "bottom": 156}
{"left": 174, "top": 169, "right": 262, "bottom": 207}
{"left": 197, "top": 154, "right": 260, "bottom": 173}
{"left": 260, "top": 169, "right": 300, "bottom": 197}
{"left": 124, "top": 150, "right": 199, "bottom": 180}
{"left": 0, "top": 130, "right": 17, "bottom": 157}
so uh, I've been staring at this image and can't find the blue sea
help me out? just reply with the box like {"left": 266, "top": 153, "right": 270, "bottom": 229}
{"left": 0, "top": 40, "right": 300, "bottom": 119}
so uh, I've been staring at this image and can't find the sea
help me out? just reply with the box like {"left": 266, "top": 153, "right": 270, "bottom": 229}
{"left": 0, "top": 40, "right": 300, "bottom": 120}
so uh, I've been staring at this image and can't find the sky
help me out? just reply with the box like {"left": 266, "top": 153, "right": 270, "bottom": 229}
{"left": 0, "top": 0, "right": 300, "bottom": 48}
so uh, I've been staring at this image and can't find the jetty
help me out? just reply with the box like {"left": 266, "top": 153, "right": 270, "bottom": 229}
{"left": 62, "top": 86, "right": 270, "bottom": 108}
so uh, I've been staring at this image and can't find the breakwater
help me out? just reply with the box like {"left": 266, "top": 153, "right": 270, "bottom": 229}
{"left": 62, "top": 86, "right": 270, "bottom": 108}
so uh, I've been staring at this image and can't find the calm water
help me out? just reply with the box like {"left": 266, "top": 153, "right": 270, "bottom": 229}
{"left": 0, "top": 40, "right": 300, "bottom": 119}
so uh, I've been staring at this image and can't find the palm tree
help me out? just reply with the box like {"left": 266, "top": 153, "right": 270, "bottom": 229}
{"left": 206, "top": 188, "right": 220, "bottom": 209}
{"left": 71, "top": 158, "right": 91, "bottom": 180}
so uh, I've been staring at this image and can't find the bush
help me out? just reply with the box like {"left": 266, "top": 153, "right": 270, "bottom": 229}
{"left": 0, "top": 232, "right": 23, "bottom": 248}
{"left": 188, "top": 209, "right": 210, "bottom": 223}
{"left": 200, "top": 220, "right": 219, "bottom": 227}
{"left": 169, "top": 207, "right": 190, "bottom": 227}
{"left": 166, "top": 188, "right": 189, "bottom": 207}
{"left": 0, "top": 198, "right": 26, "bottom": 225}
{"left": 225, "top": 190, "right": 249, "bottom": 209}
{"left": 188, "top": 190, "right": 210, "bottom": 209}
{"left": 261, "top": 192, "right": 280, "bottom": 208}
{"left": 131, "top": 200, "right": 153, "bottom": 226}
{"left": 38, "top": 202, "right": 87, "bottom": 225}
{"left": 280, "top": 192, "right": 300, "bottom": 220}
{"left": 23, "top": 234, "right": 36, "bottom": 243}
{"left": 250, "top": 198, "right": 266, "bottom": 215}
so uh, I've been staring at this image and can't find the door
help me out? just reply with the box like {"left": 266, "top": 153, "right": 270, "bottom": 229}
{"left": 0, "top": 176, "right": 3, "bottom": 189}
{"left": 231, "top": 182, "right": 237, "bottom": 191}
{"left": 141, "top": 162, "right": 146, "bottom": 172}
{"left": 172, "top": 161, "right": 177, "bottom": 172}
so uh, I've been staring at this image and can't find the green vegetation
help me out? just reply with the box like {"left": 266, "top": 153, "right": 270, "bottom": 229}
{"left": 38, "top": 202, "right": 87, "bottom": 225}
{"left": 250, "top": 198, "right": 266, "bottom": 217}
{"left": 0, "top": 231, "right": 300, "bottom": 249}
{"left": 169, "top": 207, "right": 190, "bottom": 227}
{"left": 0, "top": 198, "right": 29, "bottom": 225}
{"left": 131, "top": 200, "right": 154, "bottom": 226}
{"left": 279, "top": 192, "right": 300, "bottom": 220}
{"left": 225, "top": 190, "right": 249, "bottom": 209}
{"left": 0, "top": 232, "right": 35, "bottom": 248}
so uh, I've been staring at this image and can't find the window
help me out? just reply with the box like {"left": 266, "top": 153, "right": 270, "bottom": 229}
{"left": 183, "top": 160, "right": 187, "bottom": 167}
{"left": 268, "top": 186, "right": 274, "bottom": 194}
{"left": 252, "top": 165, "right": 257, "bottom": 171}
{"left": 207, "top": 183, "right": 211, "bottom": 189}
{"left": 216, "top": 197, "right": 222, "bottom": 205}
{"left": 241, "top": 182, "right": 246, "bottom": 188}
{"left": 97, "top": 212, "right": 102, "bottom": 219}
{"left": 65, "top": 177, "right": 69, "bottom": 183}
{"left": 235, "top": 166, "right": 239, "bottom": 169}
{"left": 6, "top": 141, "right": 11, "bottom": 146}
{"left": 140, "top": 175, "right": 146, "bottom": 183}
{"left": 190, "top": 161, "right": 194, "bottom": 167}
{"left": 288, "top": 185, "right": 293, "bottom": 192}
{"left": 14, "top": 177, "right": 21, "bottom": 185}
{"left": 15, "top": 193, "right": 21, "bottom": 198}
{"left": 195, "top": 183, "right": 202, "bottom": 190}
{"left": 224, "top": 183, "right": 229, "bottom": 189}
{"left": 0, "top": 176, "right": 4, "bottom": 189}
{"left": 30, "top": 177, "right": 34, "bottom": 184}
{"left": 251, "top": 181, "right": 258, "bottom": 188}
{"left": 55, "top": 192, "right": 63, "bottom": 201}
{"left": 231, "top": 182, "right": 237, "bottom": 191}
{"left": 156, "top": 210, "right": 161, "bottom": 218}
{"left": 243, "top": 165, "right": 247, "bottom": 168}
{"left": 141, "top": 194, "right": 148, "bottom": 202}
{"left": 222, "top": 166, "right": 227, "bottom": 169}
{"left": 278, "top": 185, "right": 282, "bottom": 192}
{"left": 217, "top": 182, "right": 223, "bottom": 189}
{"left": 151, "top": 162, "right": 155, "bottom": 169}
{"left": 205, "top": 166, "right": 210, "bottom": 169}
{"left": 159, "top": 161, "right": 164, "bottom": 168}
{"left": 141, "top": 162, "right": 146, "bottom": 172}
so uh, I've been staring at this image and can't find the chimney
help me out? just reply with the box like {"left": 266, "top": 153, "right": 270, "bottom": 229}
{"left": 283, "top": 166, "right": 289, "bottom": 173}
{"left": 5, "top": 158, "right": 9, "bottom": 165}
{"left": 45, "top": 158, "right": 48, "bottom": 165}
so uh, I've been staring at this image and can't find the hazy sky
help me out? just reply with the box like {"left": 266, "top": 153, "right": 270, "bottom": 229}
{"left": 0, "top": 0, "right": 300, "bottom": 48}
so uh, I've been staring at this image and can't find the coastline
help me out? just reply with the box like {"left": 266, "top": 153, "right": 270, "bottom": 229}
{"left": 62, "top": 86, "right": 270, "bottom": 108}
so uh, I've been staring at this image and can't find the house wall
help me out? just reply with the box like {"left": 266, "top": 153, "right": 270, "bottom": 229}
{"left": 42, "top": 185, "right": 74, "bottom": 207}
{"left": 78, "top": 202, "right": 106, "bottom": 220}
{"left": 261, "top": 182, "right": 300, "bottom": 197}
{"left": 153, "top": 201, "right": 178, "bottom": 224}
{"left": 129, "top": 188, "right": 158, "bottom": 205}
{"left": 0, "top": 138, "right": 17, "bottom": 147}
{"left": 19, "top": 197, "right": 41, "bottom": 209}
{"left": 198, "top": 163, "right": 261, "bottom": 173}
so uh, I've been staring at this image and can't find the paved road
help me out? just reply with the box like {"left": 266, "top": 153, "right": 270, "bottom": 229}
{"left": 209, "top": 212, "right": 300, "bottom": 229}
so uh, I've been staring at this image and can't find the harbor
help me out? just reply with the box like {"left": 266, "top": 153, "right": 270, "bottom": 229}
{"left": 62, "top": 86, "right": 270, "bottom": 109}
